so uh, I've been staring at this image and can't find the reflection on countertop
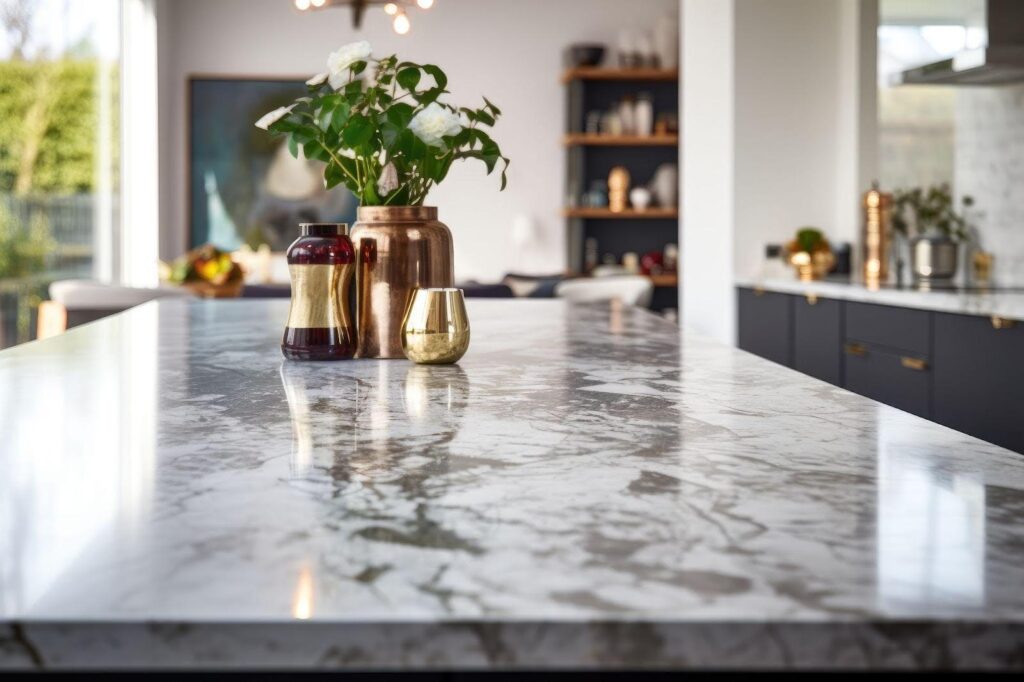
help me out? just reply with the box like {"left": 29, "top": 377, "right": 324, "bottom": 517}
{"left": 1, "top": 299, "right": 1024, "bottom": 670}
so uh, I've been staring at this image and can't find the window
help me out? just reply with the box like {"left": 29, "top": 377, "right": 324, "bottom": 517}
{"left": 0, "top": 0, "right": 119, "bottom": 347}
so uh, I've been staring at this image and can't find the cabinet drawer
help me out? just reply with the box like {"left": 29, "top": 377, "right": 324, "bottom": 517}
{"left": 843, "top": 342, "right": 930, "bottom": 418}
{"left": 845, "top": 301, "right": 930, "bottom": 355}
{"left": 737, "top": 287, "right": 792, "bottom": 367}
{"left": 934, "top": 312, "right": 1024, "bottom": 453}
{"left": 794, "top": 294, "right": 842, "bottom": 385}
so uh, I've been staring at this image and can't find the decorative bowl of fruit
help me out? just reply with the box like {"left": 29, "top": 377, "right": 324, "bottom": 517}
{"left": 160, "top": 244, "right": 245, "bottom": 298}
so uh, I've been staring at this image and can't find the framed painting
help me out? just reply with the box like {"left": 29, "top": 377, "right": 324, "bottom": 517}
{"left": 188, "top": 76, "right": 357, "bottom": 252}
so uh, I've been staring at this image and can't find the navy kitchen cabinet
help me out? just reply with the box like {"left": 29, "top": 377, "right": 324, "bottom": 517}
{"left": 736, "top": 287, "right": 1022, "bottom": 454}
{"left": 842, "top": 301, "right": 932, "bottom": 419}
{"left": 793, "top": 294, "right": 842, "bottom": 385}
{"left": 934, "top": 311, "right": 1024, "bottom": 453}
{"left": 842, "top": 341, "right": 931, "bottom": 418}
{"left": 737, "top": 287, "right": 793, "bottom": 367}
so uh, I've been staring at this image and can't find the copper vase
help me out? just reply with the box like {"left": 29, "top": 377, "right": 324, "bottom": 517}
{"left": 350, "top": 206, "right": 454, "bottom": 359}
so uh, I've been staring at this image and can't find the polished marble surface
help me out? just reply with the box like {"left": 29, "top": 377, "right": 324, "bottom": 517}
{"left": 737, "top": 276, "right": 1024, "bottom": 319}
{"left": 2, "top": 299, "right": 1024, "bottom": 670}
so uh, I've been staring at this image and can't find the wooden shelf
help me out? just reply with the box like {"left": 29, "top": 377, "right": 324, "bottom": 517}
{"left": 561, "top": 67, "right": 679, "bottom": 84}
{"left": 647, "top": 273, "right": 679, "bottom": 288}
{"left": 563, "top": 133, "right": 678, "bottom": 147}
{"left": 564, "top": 207, "right": 678, "bottom": 219}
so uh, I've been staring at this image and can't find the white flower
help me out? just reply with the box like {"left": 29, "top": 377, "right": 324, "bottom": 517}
{"left": 306, "top": 72, "right": 328, "bottom": 87}
{"left": 377, "top": 162, "right": 399, "bottom": 196}
{"left": 255, "top": 104, "right": 295, "bottom": 130}
{"left": 338, "top": 147, "right": 356, "bottom": 159}
{"left": 327, "top": 40, "right": 372, "bottom": 90}
{"left": 408, "top": 103, "right": 463, "bottom": 147}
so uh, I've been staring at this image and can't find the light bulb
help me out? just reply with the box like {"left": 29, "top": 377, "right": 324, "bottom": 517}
{"left": 416, "top": 0, "right": 434, "bottom": 8}
{"left": 393, "top": 11, "right": 411, "bottom": 34}
{"left": 294, "top": 0, "right": 311, "bottom": 10}
{"left": 384, "top": 3, "right": 398, "bottom": 15}
{"left": 311, "top": 0, "right": 326, "bottom": 7}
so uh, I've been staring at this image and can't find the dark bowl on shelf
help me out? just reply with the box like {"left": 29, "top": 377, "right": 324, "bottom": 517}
{"left": 566, "top": 44, "right": 606, "bottom": 68}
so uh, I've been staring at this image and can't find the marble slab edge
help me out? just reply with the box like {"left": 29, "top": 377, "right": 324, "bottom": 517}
{"left": 2, "top": 621, "right": 1023, "bottom": 670}
{"left": 735, "top": 277, "right": 1024, "bottom": 320}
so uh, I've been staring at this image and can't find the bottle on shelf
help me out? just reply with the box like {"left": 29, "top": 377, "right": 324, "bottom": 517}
{"left": 635, "top": 92, "right": 654, "bottom": 137}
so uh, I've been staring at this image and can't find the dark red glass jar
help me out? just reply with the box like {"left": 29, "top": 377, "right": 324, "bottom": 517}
{"left": 281, "top": 223, "right": 356, "bottom": 361}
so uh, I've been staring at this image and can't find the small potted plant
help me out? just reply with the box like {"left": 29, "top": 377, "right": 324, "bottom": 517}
{"left": 785, "top": 227, "right": 834, "bottom": 281}
{"left": 257, "top": 41, "right": 509, "bottom": 358}
{"left": 891, "top": 184, "right": 975, "bottom": 283}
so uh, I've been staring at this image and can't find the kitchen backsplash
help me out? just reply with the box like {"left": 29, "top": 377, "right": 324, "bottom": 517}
{"left": 956, "top": 84, "right": 1024, "bottom": 286}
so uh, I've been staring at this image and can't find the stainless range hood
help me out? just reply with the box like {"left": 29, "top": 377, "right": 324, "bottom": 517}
{"left": 896, "top": 0, "right": 1024, "bottom": 86}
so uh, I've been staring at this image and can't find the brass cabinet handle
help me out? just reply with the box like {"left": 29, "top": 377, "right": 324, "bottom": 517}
{"left": 992, "top": 316, "right": 1017, "bottom": 330}
{"left": 806, "top": 294, "right": 818, "bottom": 305}
{"left": 844, "top": 343, "right": 867, "bottom": 357}
{"left": 900, "top": 356, "right": 928, "bottom": 371}
{"left": 753, "top": 287, "right": 765, "bottom": 297}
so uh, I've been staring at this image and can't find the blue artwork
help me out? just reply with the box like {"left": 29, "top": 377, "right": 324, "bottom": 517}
{"left": 189, "top": 78, "right": 357, "bottom": 252}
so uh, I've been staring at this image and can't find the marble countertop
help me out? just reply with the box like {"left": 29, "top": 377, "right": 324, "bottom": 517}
{"left": 2, "top": 299, "right": 1024, "bottom": 671}
{"left": 736, "top": 276, "right": 1024, "bottom": 320}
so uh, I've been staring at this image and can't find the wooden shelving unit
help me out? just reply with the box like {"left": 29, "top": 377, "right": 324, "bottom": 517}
{"left": 561, "top": 67, "right": 679, "bottom": 84}
{"left": 563, "top": 207, "right": 678, "bottom": 219}
{"left": 563, "top": 133, "right": 678, "bottom": 147}
{"left": 563, "top": 64, "right": 680, "bottom": 311}
{"left": 647, "top": 273, "right": 679, "bottom": 288}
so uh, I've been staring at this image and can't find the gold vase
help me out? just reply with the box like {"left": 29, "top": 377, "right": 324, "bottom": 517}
{"left": 401, "top": 288, "right": 470, "bottom": 365}
{"left": 350, "top": 206, "right": 454, "bottom": 359}
{"left": 786, "top": 241, "right": 835, "bottom": 281}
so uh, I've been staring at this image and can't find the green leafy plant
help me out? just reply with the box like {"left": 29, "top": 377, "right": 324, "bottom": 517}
{"left": 257, "top": 41, "right": 509, "bottom": 206}
{"left": 794, "top": 227, "right": 825, "bottom": 253}
{"left": 0, "top": 201, "right": 53, "bottom": 279}
{"left": 892, "top": 184, "right": 974, "bottom": 242}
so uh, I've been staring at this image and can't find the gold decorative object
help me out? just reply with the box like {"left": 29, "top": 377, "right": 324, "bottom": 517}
{"left": 350, "top": 206, "right": 454, "bottom": 359}
{"left": 973, "top": 251, "right": 994, "bottom": 284}
{"left": 862, "top": 183, "right": 892, "bottom": 284}
{"left": 608, "top": 166, "right": 630, "bottom": 213}
{"left": 401, "top": 288, "right": 470, "bottom": 365}
{"left": 785, "top": 228, "right": 835, "bottom": 281}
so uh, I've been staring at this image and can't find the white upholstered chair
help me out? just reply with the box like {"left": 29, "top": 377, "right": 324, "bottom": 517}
{"left": 39, "top": 280, "right": 193, "bottom": 338}
{"left": 554, "top": 276, "right": 654, "bottom": 308}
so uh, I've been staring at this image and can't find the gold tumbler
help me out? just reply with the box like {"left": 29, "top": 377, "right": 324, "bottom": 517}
{"left": 401, "top": 288, "right": 470, "bottom": 365}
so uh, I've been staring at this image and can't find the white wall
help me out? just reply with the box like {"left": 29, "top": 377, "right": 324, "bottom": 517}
{"left": 681, "top": 0, "right": 735, "bottom": 343}
{"left": 681, "top": 0, "right": 878, "bottom": 344}
{"left": 157, "top": 0, "right": 676, "bottom": 281}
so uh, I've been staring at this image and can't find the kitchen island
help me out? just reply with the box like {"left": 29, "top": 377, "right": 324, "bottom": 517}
{"left": 2, "top": 298, "right": 1024, "bottom": 671}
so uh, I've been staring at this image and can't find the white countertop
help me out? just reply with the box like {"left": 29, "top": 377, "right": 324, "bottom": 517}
{"left": 736, "top": 277, "right": 1024, "bottom": 320}
{"left": 2, "top": 299, "right": 1024, "bottom": 670}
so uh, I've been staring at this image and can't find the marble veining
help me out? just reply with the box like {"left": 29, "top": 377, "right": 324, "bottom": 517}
{"left": 737, "top": 276, "right": 1024, "bottom": 320}
{"left": 1, "top": 299, "right": 1024, "bottom": 670}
